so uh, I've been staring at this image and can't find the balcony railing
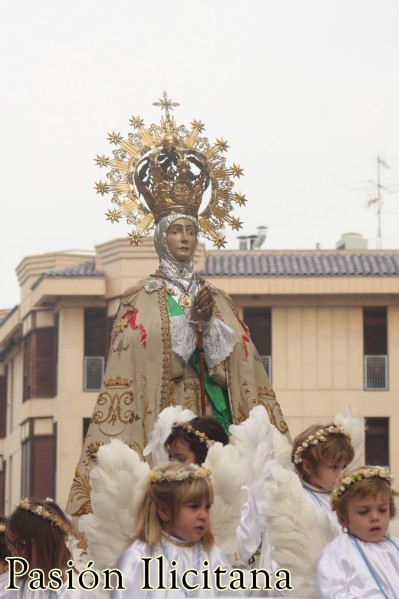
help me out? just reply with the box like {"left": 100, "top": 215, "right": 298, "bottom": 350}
{"left": 260, "top": 355, "right": 272, "bottom": 383}
{"left": 84, "top": 356, "right": 105, "bottom": 391}
{"left": 364, "top": 355, "right": 388, "bottom": 391}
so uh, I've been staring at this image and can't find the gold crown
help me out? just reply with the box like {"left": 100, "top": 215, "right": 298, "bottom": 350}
{"left": 95, "top": 92, "right": 246, "bottom": 248}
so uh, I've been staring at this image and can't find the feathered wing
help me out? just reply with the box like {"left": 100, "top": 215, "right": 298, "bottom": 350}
{"left": 264, "top": 464, "right": 336, "bottom": 598}
{"left": 333, "top": 408, "right": 366, "bottom": 468}
{"left": 229, "top": 405, "right": 292, "bottom": 524}
{"left": 143, "top": 405, "right": 197, "bottom": 466}
{"left": 79, "top": 439, "right": 150, "bottom": 571}
{"left": 204, "top": 442, "right": 249, "bottom": 557}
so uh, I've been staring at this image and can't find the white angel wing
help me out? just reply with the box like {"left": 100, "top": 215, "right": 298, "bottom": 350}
{"left": 204, "top": 442, "right": 249, "bottom": 557}
{"left": 79, "top": 439, "right": 150, "bottom": 570}
{"left": 334, "top": 408, "right": 365, "bottom": 468}
{"left": 264, "top": 464, "right": 336, "bottom": 598}
{"left": 229, "top": 405, "right": 292, "bottom": 523}
{"left": 143, "top": 405, "right": 197, "bottom": 465}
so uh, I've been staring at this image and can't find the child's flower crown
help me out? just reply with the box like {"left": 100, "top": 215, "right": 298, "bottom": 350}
{"left": 330, "top": 466, "right": 397, "bottom": 510}
{"left": 150, "top": 464, "right": 211, "bottom": 484}
{"left": 293, "top": 425, "right": 351, "bottom": 465}
{"left": 17, "top": 499, "right": 70, "bottom": 535}
{"left": 172, "top": 421, "right": 215, "bottom": 449}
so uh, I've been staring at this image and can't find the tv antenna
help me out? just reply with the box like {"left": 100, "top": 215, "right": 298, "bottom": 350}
{"left": 367, "top": 155, "right": 393, "bottom": 248}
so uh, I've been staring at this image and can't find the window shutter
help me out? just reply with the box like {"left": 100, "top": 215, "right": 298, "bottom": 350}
{"left": 0, "top": 376, "right": 6, "bottom": 438}
{"left": 34, "top": 328, "right": 57, "bottom": 398}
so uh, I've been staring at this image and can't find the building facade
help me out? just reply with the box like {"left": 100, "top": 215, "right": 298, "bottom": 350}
{"left": 1, "top": 237, "right": 399, "bottom": 514}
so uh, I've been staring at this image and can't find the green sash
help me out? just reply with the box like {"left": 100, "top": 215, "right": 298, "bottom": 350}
{"left": 167, "top": 294, "right": 232, "bottom": 433}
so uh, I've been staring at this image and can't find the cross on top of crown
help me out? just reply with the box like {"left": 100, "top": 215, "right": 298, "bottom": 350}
{"left": 153, "top": 91, "right": 180, "bottom": 121}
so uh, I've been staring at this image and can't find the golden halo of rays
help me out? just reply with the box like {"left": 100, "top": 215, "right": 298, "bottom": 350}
{"left": 95, "top": 92, "right": 246, "bottom": 246}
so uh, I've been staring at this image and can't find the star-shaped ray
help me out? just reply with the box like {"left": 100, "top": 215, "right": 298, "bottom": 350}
{"left": 129, "top": 115, "right": 145, "bottom": 129}
{"left": 128, "top": 231, "right": 143, "bottom": 245}
{"left": 214, "top": 235, "right": 227, "bottom": 249}
{"left": 215, "top": 138, "right": 229, "bottom": 152}
{"left": 234, "top": 192, "right": 247, "bottom": 206}
{"left": 107, "top": 131, "right": 123, "bottom": 145}
{"left": 230, "top": 217, "right": 243, "bottom": 231}
{"left": 191, "top": 119, "right": 206, "bottom": 133}
{"left": 94, "top": 154, "right": 110, "bottom": 168}
{"left": 94, "top": 181, "right": 110, "bottom": 196}
{"left": 105, "top": 208, "right": 122, "bottom": 223}
{"left": 231, "top": 163, "right": 244, "bottom": 178}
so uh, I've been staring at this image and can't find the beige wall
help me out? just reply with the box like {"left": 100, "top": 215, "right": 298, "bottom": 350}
{"left": 1, "top": 241, "right": 399, "bottom": 511}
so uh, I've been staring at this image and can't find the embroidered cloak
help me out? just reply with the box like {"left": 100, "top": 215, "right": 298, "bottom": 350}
{"left": 66, "top": 276, "right": 288, "bottom": 517}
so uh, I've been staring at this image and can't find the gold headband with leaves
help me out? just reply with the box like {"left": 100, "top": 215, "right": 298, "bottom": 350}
{"left": 172, "top": 421, "right": 215, "bottom": 449}
{"left": 293, "top": 425, "right": 351, "bottom": 465}
{"left": 150, "top": 464, "right": 211, "bottom": 484}
{"left": 17, "top": 499, "right": 70, "bottom": 535}
{"left": 330, "top": 466, "right": 397, "bottom": 510}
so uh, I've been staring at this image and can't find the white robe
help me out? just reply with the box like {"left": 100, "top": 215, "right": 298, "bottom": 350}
{"left": 111, "top": 534, "right": 278, "bottom": 598}
{"left": 301, "top": 481, "right": 341, "bottom": 533}
{"left": 316, "top": 532, "right": 399, "bottom": 598}
{"left": 0, "top": 573, "right": 8, "bottom": 597}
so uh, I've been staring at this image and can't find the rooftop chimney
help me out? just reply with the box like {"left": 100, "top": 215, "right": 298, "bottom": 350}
{"left": 237, "top": 226, "right": 268, "bottom": 250}
{"left": 336, "top": 232, "right": 368, "bottom": 250}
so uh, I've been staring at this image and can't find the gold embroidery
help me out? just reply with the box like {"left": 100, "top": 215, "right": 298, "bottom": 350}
{"left": 113, "top": 317, "right": 130, "bottom": 336}
{"left": 93, "top": 391, "right": 138, "bottom": 425}
{"left": 257, "top": 385, "right": 277, "bottom": 401}
{"left": 104, "top": 376, "right": 133, "bottom": 388}
{"left": 112, "top": 337, "right": 130, "bottom": 356}
{"left": 76, "top": 531, "right": 88, "bottom": 552}
{"left": 257, "top": 392, "right": 289, "bottom": 435}
{"left": 159, "top": 284, "right": 172, "bottom": 410}
{"left": 69, "top": 473, "right": 92, "bottom": 516}
{"left": 85, "top": 441, "right": 105, "bottom": 461}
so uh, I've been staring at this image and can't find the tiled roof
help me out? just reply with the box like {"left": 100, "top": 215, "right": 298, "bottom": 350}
{"left": 32, "top": 259, "right": 104, "bottom": 290}
{"left": 204, "top": 253, "right": 399, "bottom": 277}
{"left": 45, "top": 259, "right": 104, "bottom": 278}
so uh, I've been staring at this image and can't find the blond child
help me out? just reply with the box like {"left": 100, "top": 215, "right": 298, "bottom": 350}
{"left": 112, "top": 462, "right": 255, "bottom": 598}
{"left": 316, "top": 465, "right": 399, "bottom": 598}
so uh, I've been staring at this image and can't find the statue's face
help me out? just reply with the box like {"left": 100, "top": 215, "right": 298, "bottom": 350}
{"left": 166, "top": 218, "right": 197, "bottom": 263}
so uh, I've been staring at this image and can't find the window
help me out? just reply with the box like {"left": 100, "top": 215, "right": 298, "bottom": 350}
{"left": 0, "top": 458, "right": 5, "bottom": 515}
{"left": 0, "top": 375, "right": 6, "bottom": 438}
{"left": 365, "top": 417, "right": 389, "bottom": 467}
{"left": 23, "top": 328, "right": 57, "bottom": 400}
{"left": 21, "top": 424, "right": 55, "bottom": 498}
{"left": 84, "top": 356, "right": 105, "bottom": 391}
{"left": 243, "top": 307, "right": 272, "bottom": 381}
{"left": 85, "top": 308, "right": 107, "bottom": 357}
{"left": 84, "top": 309, "right": 107, "bottom": 391}
{"left": 363, "top": 308, "right": 388, "bottom": 391}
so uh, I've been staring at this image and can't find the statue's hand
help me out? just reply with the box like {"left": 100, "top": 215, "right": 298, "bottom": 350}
{"left": 190, "top": 285, "right": 214, "bottom": 323}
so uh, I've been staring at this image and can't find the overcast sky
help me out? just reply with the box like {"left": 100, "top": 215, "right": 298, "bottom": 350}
{"left": 1, "top": 0, "right": 398, "bottom": 309}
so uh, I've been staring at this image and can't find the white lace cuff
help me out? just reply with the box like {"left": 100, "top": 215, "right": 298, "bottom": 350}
{"left": 170, "top": 314, "right": 235, "bottom": 367}
{"left": 203, "top": 318, "right": 235, "bottom": 368}
{"left": 170, "top": 315, "right": 197, "bottom": 363}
